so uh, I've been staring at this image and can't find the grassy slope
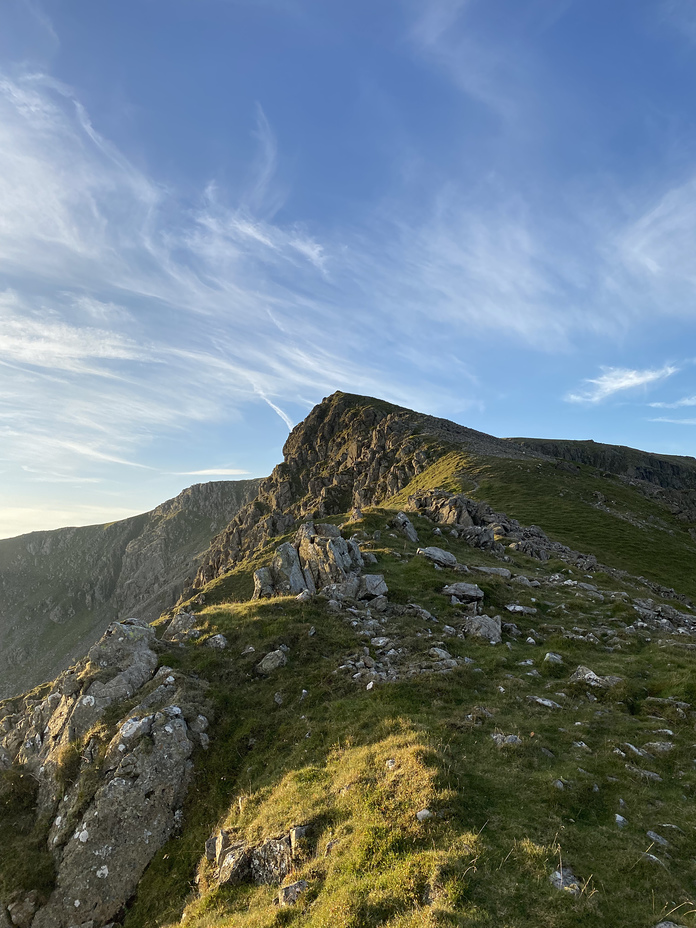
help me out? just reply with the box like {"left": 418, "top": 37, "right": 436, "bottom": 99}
{"left": 467, "top": 456, "right": 696, "bottom": 600}
{"left": 120, "top": 486, "right": 696, "bottom": 928}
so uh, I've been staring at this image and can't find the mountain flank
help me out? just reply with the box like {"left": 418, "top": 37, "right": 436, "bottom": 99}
{"left": 0, "top": 479, "right": 260, "bottom": 699}
{"left": 3, "top": 392, "right": 696, "bottom": 928}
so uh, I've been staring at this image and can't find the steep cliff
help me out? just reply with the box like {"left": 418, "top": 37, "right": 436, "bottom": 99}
{"left": 194, "top": 392, "right": 538, "bottom": 586}
{"left": 0, "top": 479, "right": 260, "bottom": 699}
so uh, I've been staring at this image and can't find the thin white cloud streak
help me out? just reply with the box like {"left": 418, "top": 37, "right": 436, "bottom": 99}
{"left": 566, "top": 365, "right": 678, "bottom": 404}
{"left": 650, "top": 395, "right": 696, "bottom": 408}
{"left": 256, "top": 393, "right": 294, "bottom": 430}
{"left": 650, "top": 417, "right": 696, "bottom": 425}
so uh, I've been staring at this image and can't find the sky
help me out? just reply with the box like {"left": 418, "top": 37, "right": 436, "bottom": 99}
{"left": 3, "top": 0, "right": 696, "bottom": 537}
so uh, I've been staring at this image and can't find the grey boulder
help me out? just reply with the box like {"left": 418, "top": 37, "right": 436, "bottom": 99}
{"left": 417, "top": 547, "right": 458, "bottom": 568}
{"left": 257, "top": 650, "right": 288, "bottom": 674}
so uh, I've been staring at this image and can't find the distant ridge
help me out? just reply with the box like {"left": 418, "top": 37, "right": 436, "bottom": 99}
{"left": 0, "top": 478, "right": 260, "bottom": 697}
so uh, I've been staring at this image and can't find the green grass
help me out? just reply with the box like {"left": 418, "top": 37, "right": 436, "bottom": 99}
{"left": 475, "top": 457, "right": 696, "bottom": 596}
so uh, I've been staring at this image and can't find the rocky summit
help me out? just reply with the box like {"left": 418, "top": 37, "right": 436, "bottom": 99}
{"left": 3, "top": 392, "right": 696, "bottom": 928}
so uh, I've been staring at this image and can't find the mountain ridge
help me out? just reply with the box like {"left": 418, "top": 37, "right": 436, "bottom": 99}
{"left": 3, "top": 393, "right": 696, "bottom": 928}
{"left": 0, "top": 478, "right": 260, "bottom": 698}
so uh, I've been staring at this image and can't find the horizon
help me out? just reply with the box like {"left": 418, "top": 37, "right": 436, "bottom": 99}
{"left": 3, "top": 1, "right": 696, "bottom": 537}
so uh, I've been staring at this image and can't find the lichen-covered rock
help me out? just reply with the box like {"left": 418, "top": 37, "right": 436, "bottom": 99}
{"left": 218, "top": 844, "right": 250, "bottom": 886}
{"left": 0, "top": 618, "right": 205, "bottom": 928}
{"left": 6, "top": 891, "right": 39, "bottom": 928}
{"left": 550, "top": 866, "right": 581, "bottom": 895}
{"left": 358, "top": 575, "right": 388, "bottom": 599}
{"left": 162, "top": 611, "right": 198, "bottom": 642}
{"left": 249, "top": 837, "right": 293, "bottom": 885}
{"left": 35, "top": 713, "right": 195, "bottom": 928}
{"left": 253, "top": 521, "right": 365, "bottom": 600}
{"left": 569, "top": 665, "right": 623, "bottom": 688}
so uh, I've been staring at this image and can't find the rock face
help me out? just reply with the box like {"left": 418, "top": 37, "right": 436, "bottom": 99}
{"left": 194, "top": 392, "right": 538, "bottom": 587}
{"left": 0, "top": 619, "right": 207, "bottom": 928}
{"left": 0, "top": 479, "right": 260, "bottom": 698}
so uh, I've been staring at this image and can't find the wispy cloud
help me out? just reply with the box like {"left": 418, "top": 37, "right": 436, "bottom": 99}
{"left": 0, "top": 64, "right": 694, "bottom": 496}
{"left": 408, "top": 0, "right": 527, "bottom": 119}
{"left": 566, "top": 365, "right": 678, "bottom": 404}
{"left": 649, "top": 395, "right": 696, "bottom": 408}
{"left": 650, "top": 417, "right": 696, "bottom": 425}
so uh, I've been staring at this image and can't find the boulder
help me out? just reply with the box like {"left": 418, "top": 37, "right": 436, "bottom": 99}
{"left": 550, "top": 866, "right": 581, "bottom": 895}
{"left": 257, "top": 650, "right": 288, "bottom": 674}
{"left": 527, "top": 696, "right": 562, "bottom": 709}
{"left": 34, "top": 713, "right": 195, "bottom": 928}
{"left": 569, "top": 665, "right": 623, "bottom": 688}
{"left": 218, "top": 844, "right": 251, "bottom": 886}
{"left": 6, "top": 892, "right": 39, "bottom": 928}
{"left": 470, "top": 565, "right": 511, "bottom": 579}
{"left": 394, "top": 512, "right": 419, "bottom": 543}
{"left": 296, "top": 522, "right": 363, "bottom": 591}
{"left": 205, "top": 634, "right": 228, "bottom": 650}
{"left": 443, "top": 582, "right": 484, "bottom": 603}
{"left": 277, "top": 880, "right": 309, "bottom": 906}
{"left": 358, "top": 575, "right": 388, "bottom": 599}
{"left": 463, "top": 614, "right": 501, "bottom": 645}
{"left": 249, "top": 836, "right": 293, "bottom": 885}
{"left": 252, "top": 567, "right": 275, "bottom": 599}
{"left": 162, "top": 611, "right": 197, "bottom": 642}
{"left": 544, "top": 652, "right": 563, "bottom": 664}
{"left": 491, "top": 733, "right": 522, "bottom": 746}
{"left": 270, "top": 543, "right": 307, "bottom": 595}
{"left": 428, "top": 647, "right": 452, "bottom": 661}
{"left": 417, "top": 547, "right": 458, "bottom": 568}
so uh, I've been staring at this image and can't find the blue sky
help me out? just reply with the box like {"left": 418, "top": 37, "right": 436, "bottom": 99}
{"left": 3, "top": 0, "right": 696, "bottom": 537}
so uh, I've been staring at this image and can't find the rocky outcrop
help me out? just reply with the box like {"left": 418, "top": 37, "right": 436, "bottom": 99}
{"left": 207, "top": 824, "right": 309, "bottom": 890}
{"left": 408, "top": 490, "right": 599, "bottom": 571}
{"left": 0, "top": 619, "right": 208, "bottom": 928}
{"left": 194, "top": 392, "right": 538, "bottom": 586}
{"left": 0, "top": 479, "right": 260, "bottom": 699}
{"left": 251, "top": 521, "right": 387, "bottom": 605}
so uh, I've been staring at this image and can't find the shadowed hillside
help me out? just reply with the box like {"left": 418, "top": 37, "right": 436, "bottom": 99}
{"left": 0, "top": 479, "right": 260, "bottom": 698}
